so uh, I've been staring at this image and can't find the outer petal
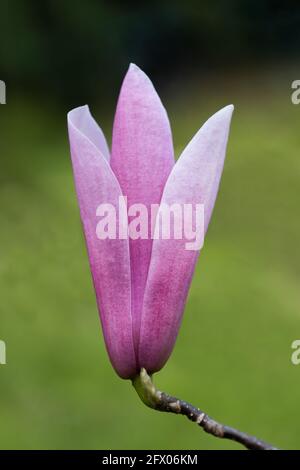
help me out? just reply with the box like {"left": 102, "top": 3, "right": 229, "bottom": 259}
{"left": 70, "top": 105, "right": 110, "bottom": 161}
{"left": 111, "top": 64, "right": 174, "bottom": 353}
{"left": 68, "top": 107, "right": 136, "bottom": 379}
{"left": 139, "top": 105, "right": 234, "bottom": 373}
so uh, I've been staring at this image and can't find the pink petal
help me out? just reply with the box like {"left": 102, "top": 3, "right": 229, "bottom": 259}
{"left": 111, "top": 64, "right": 174, "bottom": 353}
{"left": 138, "top": 105, "right": 234, "bottom": 373}
{"left": 68, "top": 106, "right": 136, "bottom": 379}
{"left": 70, "top": 105, "right": 110, "bottom": 161}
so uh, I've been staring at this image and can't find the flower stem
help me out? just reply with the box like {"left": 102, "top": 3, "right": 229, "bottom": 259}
{"left": 132, "top": 368, "right": 278, "bottom": 450}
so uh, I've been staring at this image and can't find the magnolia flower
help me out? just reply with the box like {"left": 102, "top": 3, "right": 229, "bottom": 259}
{"left": 67, "top": 64, "right": 233, "bottom": 379}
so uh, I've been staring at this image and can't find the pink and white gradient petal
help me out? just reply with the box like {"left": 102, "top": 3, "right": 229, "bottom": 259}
{"left": 138, "top": 106, "right": 234, "bottom": 373}
{"left": 68, "top": 107, "right": 136, "bottom": 379}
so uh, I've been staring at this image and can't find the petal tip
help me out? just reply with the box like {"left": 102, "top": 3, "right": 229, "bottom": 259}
{"left": 204, "top": 104, "right": 234, "bottom": 131}
{"left": 125, "top": 63, "right": 150, "bottom": 85}
{"left": 128, "top": 62, "right": 144, "bottom": 74}
{"left": 225, "top": 103, "right": 234, "bottom": 115}
{"left": 67, "top": 104, "right": 90, "bottom": 126}
{"left": 128, "top": 62, "right": 139, "bottom": 71}
{"left": 67, "top": 104, "right": 110, "bottom": 161}
{"left": 218, "top": 104, "right": 234, "bottom": 118}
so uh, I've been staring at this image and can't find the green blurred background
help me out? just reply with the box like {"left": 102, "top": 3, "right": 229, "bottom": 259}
{"left": 1, "top": 0, "right": 300, "bottom": 450}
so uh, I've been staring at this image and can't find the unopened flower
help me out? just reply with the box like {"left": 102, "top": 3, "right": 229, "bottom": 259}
{"left": 67, "top": 64, "right": 233, "bottom": 379}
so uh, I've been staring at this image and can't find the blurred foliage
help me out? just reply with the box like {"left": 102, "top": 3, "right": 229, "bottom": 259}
{"left": 0, "top": 0, "right": 300, "bottom": 450}
{"left": 1, "top": 0, "right": 300, "bottom": 104}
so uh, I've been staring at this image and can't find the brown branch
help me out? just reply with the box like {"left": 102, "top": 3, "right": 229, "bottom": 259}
{"left": 132, "top": 368, "right": 278, "bottom": 451}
